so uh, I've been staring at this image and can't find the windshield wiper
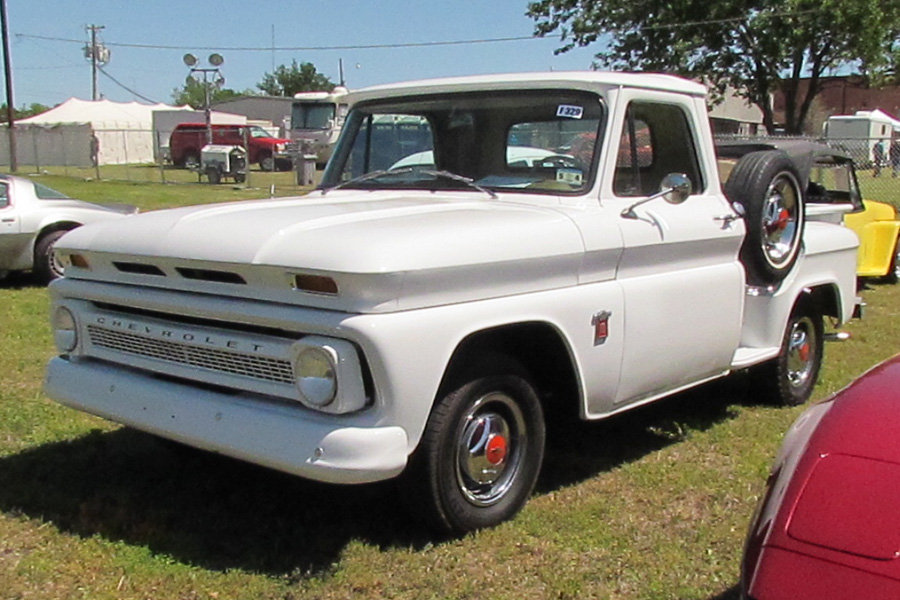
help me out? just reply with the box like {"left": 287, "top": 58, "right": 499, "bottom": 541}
{"left": 422, "top": 169, "right": 498, "bottom": 199}
{"left": 320, "top": 167, "right": 497, "bottom": 199}
{"left": 319, "top": 168, "right": 400, "bottom": 194}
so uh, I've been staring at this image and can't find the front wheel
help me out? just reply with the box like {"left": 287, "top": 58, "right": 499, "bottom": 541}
{"left": 755, "top": 299, "right": 824, "bottom": 406}
{"left": 883, "top": 236, "right": 900, "bottom": 284}
{"left": 402, "top": 356, "right": 545, "bottom": 534}
{"left": 259, "top": 154, "right": 275, "bottom": 171}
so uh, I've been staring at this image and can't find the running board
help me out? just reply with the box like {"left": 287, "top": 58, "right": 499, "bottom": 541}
{"left": 731, "top": 346, "right": 781, "bottom": 370}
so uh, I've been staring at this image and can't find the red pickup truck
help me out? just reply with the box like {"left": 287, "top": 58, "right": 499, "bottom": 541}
{"left": 169, "top": 123, "right": 291, "bottom": 171}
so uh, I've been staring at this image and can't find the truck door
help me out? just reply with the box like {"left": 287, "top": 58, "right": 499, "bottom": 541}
{"left": 606, "top": 94, "right": 745, "bottom": 407}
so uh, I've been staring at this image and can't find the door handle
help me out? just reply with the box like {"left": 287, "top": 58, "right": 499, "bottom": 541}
{"left": 713, "top": 214, "right": 740, "bottom": 227}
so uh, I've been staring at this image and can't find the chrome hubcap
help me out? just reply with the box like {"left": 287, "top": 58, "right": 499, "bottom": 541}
{"left": 786, "top": 316, "right": 816, "bottom": 388}
{"left": 48, "top": 240, "right": 65, "bottom": 278}
{"left": 456, "top": 392, "right": 527, "bottom": 507}
{"left": 761, "top": 174, "right": 800, "bottom": 267}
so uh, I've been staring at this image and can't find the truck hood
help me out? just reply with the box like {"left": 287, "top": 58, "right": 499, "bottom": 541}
{"left": 57, "top": 190, "right": 591, "bottom": 312}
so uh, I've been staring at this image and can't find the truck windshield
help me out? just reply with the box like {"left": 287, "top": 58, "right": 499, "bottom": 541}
{"left": 321, "top": 90, "right": 604, "bottom": 195}
{"left": 248, "top": 126, "right": 274, "bottom": 139}
{"left": 292, "top": 103, "right": 336, "bottom": 130}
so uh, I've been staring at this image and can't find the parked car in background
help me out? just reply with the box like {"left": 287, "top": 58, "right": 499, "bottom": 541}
{"left": 0, "top": 175, "right": 136, "bottom": 283}
{"left": 742, "top": 353, "right": 900, "bottom": 599}
{"left": 844, "top": 199, "right": 900, "bottom": 283}
{"left": 169, "top": 123, "right": 291, "bottom": 171}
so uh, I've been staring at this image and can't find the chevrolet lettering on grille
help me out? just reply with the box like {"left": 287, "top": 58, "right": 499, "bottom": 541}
{"left": 93, "top": 316, "right": 266, "bottom": 353}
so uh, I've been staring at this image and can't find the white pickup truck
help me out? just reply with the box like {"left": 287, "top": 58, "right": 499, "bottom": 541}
{"left": 44, "top": 72, "right": 859, "bottom": 534}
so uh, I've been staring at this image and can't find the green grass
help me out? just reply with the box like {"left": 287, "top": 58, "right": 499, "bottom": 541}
{"left": 2, "top": 176, "right": 900, "bottom": 599}
{"left": 857, "top": 169, "right": 900, "bottom": 207}
{"left": 13, "top": 165, "right": 317, "bottom": 212}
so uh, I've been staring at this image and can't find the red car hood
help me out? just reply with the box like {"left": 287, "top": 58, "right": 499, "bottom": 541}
{"left": 745, "top": 356, "right": 900, "bottom": 598}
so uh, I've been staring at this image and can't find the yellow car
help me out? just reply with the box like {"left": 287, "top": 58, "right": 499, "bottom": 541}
{"left": 844, "top": 199, "right": 900, "bottom": 283}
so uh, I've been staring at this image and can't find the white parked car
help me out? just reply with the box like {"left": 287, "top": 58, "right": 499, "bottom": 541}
{"left": 0, "top": 175, "right": 137, "bottom": 283}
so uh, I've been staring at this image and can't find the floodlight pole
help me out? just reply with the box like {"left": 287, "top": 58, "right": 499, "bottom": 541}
{"left": 184, "top": 54, "right": 224, "bottom": 146}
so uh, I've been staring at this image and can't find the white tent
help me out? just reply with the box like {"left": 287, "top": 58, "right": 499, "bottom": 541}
{"left": 2, "top": 98, "right": 192, "bottom": 166}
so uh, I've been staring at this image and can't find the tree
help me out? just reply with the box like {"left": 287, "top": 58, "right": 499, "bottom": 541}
{"left": 0, "top": 102, "right": 51, "bottom": 123}
{"left": 527, "top": 0, "right": 900, "bottom": 134}
{"left": 171, "top": 78, "right": 248, "bottom": 109}
{"left": 257, "top": 60, "right": 335, "bottom": 96}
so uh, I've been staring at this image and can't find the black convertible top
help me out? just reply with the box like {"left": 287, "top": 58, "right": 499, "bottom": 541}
{"left": 716, "top": 139, "right": 862, "bottom": 210}
{"left": 716, "top": 139, "right": 853, "bottom": 177}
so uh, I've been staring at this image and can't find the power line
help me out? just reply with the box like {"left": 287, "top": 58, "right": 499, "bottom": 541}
{"left": 14, "top": 10, "right": 821, "bottom": 53}
{"left": 17, "top": 32, "right": 537, "bottom": 52}
{"left": 97, "top": 65, "right": 160, "bottom": 104}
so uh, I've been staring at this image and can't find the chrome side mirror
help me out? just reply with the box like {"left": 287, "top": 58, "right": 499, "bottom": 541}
{"left": 621, "top": 173, "right": 693, "bottom": 219}
{"left": 659, "top": 173, "right": 692, "bottom": 205}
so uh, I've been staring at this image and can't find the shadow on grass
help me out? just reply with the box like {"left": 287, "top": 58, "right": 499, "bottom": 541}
{"left": 0, "top": 271, "right": 45, "bottom": 289}
{"left": 0, "top": 375, "right": 754, "bottom": 577}
{"left": 708, "top": 584, "right": 741, "bottom": 600}
{"left": 538, "top": 375, "right": 750, "bottom": 493}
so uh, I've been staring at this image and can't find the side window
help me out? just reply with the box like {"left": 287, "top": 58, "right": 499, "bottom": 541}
{"left": 0, "top": 182, "right": 8, "bottom": 209}
{"left": 613, "top": 102, "right": 703, "bottom": 197}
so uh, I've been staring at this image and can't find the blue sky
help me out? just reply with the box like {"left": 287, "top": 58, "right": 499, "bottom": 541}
{"left": 9, "top": 0, "right": 601, "bottom": 108}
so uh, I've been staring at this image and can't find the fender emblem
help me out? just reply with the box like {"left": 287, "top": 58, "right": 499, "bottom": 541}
{"left": 591, "top": 310, "right": 612, "bottom": 346}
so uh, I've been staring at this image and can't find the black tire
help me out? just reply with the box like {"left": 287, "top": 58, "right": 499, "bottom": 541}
{"left": 234, "top": 172, "right": 246, "bottom": 184}
{"left": 725, "top": 150, "right": 805, "bottom": 285}
{"left": 883, "top": 236, "right": 900, "bottom": 284}
{"left": 259, "top": 154, "right": 275, "bottom": 172}
{"left": 754, "top": 298, "right": 824, "bottom": 406}
{"left": 33, "top": 229, "right": 69, "bottom": 284}
{"left": 401, "top": 355, "right": 545, "bottom": 534}
{"left": 206, "top": 166, "right": 221, "bottom": 185}
{"left": 183, "top": 151, "right": 200, "bottom": 171}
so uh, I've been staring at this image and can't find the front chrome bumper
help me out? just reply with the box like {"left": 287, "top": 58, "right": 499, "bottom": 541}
{"left": 44, "top": 357, "right": 409, "bottom": 484}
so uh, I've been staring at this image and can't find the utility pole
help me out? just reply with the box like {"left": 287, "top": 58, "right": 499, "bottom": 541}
{"left": 0, "top": 0, "right": 16, "bottom": 171}
{"left": 84, "top": 25, "right": 109, "bottom": 101}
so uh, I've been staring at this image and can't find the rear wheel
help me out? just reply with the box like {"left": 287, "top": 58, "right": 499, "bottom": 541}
{"left": 33, "top": 229, "right": 69, "bottom": 284}
{"left": 755, "top": 299, "right": 824, "bottom": 406}
{"left": 183, "top": 151, "right": 200, "bottom": 171}
{"left": 725, "top": 151, "right": 805, "bottom": 285}
{"left": 402, "top": 355, "right": 545, "bottom": 534}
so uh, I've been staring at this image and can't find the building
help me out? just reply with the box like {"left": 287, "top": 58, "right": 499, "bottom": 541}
{"left": 210, "top": 96, "right": 294, "bottom": 137}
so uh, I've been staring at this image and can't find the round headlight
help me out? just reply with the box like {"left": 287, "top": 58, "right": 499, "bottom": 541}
{"left": 295, "top": 347, "right": 336, "bottom": 407}
{"left": 52, "top": 306, "right": 78, "bottom": 353}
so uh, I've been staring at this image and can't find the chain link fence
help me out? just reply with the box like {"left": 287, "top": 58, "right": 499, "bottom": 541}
{"left": 716, "top": 134, "right": 900, "bottom": 206}
{"left": 0, "top": 126, "right": 317, "bottom": 193}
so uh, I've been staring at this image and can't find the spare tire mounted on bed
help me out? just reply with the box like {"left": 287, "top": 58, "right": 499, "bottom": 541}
{"left": 724, "top": 150, "right": 805, "bottom": 285}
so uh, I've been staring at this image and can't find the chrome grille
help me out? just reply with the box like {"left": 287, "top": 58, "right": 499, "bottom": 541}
{"left": 87, "top": 325, "right": 294, "bottom": 384}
